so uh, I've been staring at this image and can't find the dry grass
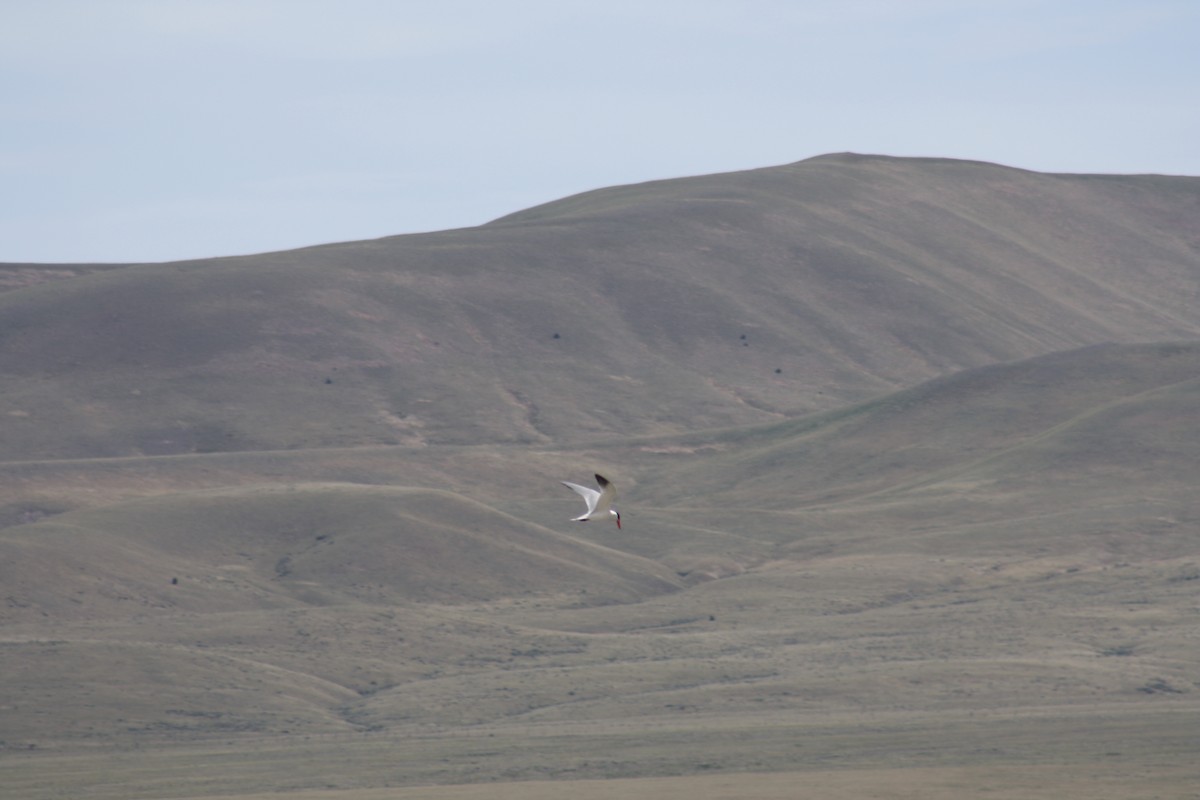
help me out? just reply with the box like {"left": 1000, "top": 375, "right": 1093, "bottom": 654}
{"left": 4, "top": 707, "right": 1198, "bottom": 799}
{"left": 163, "top": 765, "right": 1200, "bottom": 800}
{"left": 4, "top": 156, "right": 1200, "bottom": 461}
{"left": 3, "top": 156, "right": 1200, "bottom": 798}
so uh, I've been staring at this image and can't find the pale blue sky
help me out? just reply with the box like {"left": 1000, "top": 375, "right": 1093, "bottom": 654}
{"left": 2, "top": 0, "right": 1197, "bottom": 263}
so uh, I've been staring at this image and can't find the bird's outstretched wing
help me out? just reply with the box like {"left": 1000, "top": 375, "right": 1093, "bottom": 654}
{"left": 561, "top": 481, "right": 600, "bottom": 516}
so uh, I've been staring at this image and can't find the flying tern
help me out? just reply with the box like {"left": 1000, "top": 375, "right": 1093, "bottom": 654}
{"left": 561, "top": 473, "right": 622, "bottom": 529}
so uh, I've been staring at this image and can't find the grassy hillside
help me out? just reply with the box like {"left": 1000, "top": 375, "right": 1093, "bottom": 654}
{"left": 2, "top": 155, "right": 1199, "bottom": 460}
{"left": 3, "top": 343, "right": 1198, "bottom": 781}
{"left": 0, "top": 484, "right": 680, "bottom": 623}
{"left": 2, "top": 155, "right": 1199, "bottom": 797}
{"left": 631, "top": 341, "right": 1200, "bottom": 510}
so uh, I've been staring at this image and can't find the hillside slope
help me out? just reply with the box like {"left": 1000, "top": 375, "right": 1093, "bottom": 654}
{"left": 634, "top": 341, "right": 1200, "bottom": 511}
{"left": 3, "top": 156, "right": 1200, "bottom": 793}
{"left": 0, "top": 484, "right": 680, "bottom": 625}
{"left": 2, "top": 154, "right": 1199, "bottom": 460}
{"left": 2, "top": 344, "right": 1198, "bottom": 764}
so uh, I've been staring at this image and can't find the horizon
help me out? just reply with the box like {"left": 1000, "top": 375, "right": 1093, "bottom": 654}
{"left": 3, "top": 0, "right": 1198, "bottom": 264}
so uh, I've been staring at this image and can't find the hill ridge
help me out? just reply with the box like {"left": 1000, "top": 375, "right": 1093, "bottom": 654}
{"left": 3, "top": 155, "right": 1200, "bottom": 460}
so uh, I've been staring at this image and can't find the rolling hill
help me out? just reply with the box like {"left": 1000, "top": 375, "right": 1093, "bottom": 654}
{"left": 2, "top": 154, "right": 1199, "bottom": 798}
{"left": 0, "top": 484, "right": 681, "bottom": 624}
{"left": 2, "top": 153, "right": 1199, "bottom": 461}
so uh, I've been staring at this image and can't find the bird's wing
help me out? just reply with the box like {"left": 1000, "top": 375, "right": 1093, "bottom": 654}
{"left": 592, "top": 474, "right": 617, "bottom": 514}
{"left": 561, "top": 481, "right": 601, "bottom": 514}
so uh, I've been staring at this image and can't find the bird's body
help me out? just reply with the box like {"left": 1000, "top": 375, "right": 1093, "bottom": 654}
{"left": 561, "top": 473, "right": 622, "bottom": 529}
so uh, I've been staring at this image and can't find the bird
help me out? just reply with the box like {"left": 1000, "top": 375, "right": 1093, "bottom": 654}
{"left": 561, "top": 473, "right": 622, "bottom": 529}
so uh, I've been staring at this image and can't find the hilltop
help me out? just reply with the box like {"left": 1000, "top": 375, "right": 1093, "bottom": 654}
{"left": 2, "top": 154, "right": 1198, "bottom": 460}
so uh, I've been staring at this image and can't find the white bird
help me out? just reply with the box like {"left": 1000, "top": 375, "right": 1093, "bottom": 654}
{"left": 561, "top": 473, "right": 622, "bottom": 529}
